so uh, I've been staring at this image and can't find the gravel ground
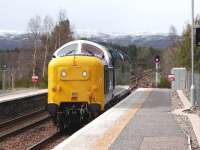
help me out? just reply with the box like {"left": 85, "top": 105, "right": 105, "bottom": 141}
{"left": 42, "top": 135, "right": 68, "bottom": 150}
{"left": 192, "top": 106, "right": 200, "bottom": 117}
{"left": 171, "top": 90, "right": 200, "bottom": 150}
{"left": 171, "top": 91, "right": 184, "bottom": 110}
{"left": 0, "top": 120, "right": 57, "bottom": 150}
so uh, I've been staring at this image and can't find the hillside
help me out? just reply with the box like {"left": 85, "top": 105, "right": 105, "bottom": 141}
{"left": 0, "top": 30, "right": 179, "bottom": 50}
{"left": 0, "top": 32, "right": 31, "bottom": 50}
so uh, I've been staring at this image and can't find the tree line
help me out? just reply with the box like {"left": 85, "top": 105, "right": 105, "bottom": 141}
{"left": 27, "top": 9, "right": 73, "bottom": 78}
{"left": 0, "top": 9, "right": 73, "bottom": 89}
{"left": 101, "top": 42, "right": 161, "bottom": 73}
{"left": 162, "top": 15, "right": 200, "bottom": 75}
{"left": 3, "top": 10, "right": 198, "bottom": 89}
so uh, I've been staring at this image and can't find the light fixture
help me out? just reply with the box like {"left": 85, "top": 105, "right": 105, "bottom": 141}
{"left": 82, "top": 71, "right": 87, "bottom": 77}
{"left": 61, "top": 70, "right": 67, "bottom": 77}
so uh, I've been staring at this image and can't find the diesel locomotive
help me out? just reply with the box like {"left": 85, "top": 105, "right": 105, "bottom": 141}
{"left": 47, "top": 40, "right": 130, "bottom": 130}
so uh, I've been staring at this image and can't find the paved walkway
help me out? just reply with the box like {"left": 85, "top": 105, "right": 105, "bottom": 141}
{"left": 110, "top": 89, "right": 188, "bottom": 150}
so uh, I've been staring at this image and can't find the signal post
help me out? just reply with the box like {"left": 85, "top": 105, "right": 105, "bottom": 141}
{"left": 1, "top": 64, "right": 7, "bottom": 91}
{"left": 155, "top": 55, "right": 160, "bottom": 88}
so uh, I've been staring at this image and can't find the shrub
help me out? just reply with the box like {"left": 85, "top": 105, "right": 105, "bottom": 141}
{"left": 15, "top": 76, "right": 48, "bottom": 89}
{"left": 158, "top": 75, "right": 171, "bottom": 88}
{"left": 15, "top": 77, "right": 32, "bottom": 88}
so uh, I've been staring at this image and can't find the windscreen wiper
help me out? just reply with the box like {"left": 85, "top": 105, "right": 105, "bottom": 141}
{"left": 62, "top": 50, "right": 75, "bottom": 56}
{"left": 85, "top": 50, "right": 94, "bottom": 56}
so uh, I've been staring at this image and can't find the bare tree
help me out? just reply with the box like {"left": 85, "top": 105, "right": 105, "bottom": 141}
{"left": 51, "top": 9, "right": 73, "bottom": 50}
{"left": 58, "top": 9, "right": 67, "bottom": 22}
{"left": 42, "top": 15, "right": 54, "bottom": 78}
{"left": 58, "top": 9, "right": 67, "bottom": 47}
{"left": 195, "top": 15, "right": 200, "bottom": 25}
{"left": 169, "top": 25, "right": 178, "bottom": 46}
{"left": 57, "top": 9, "right": 70, "bottom": 47}
{"left": 162, "top": 25, "right": 180, "bottom": 74}
{"left": 28, "top": 15, "right": 42, "bottom": 76}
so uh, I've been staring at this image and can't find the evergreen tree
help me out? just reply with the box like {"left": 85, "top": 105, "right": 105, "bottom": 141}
{"left": 177, "top": 16, "right": 200, "bottom": 71}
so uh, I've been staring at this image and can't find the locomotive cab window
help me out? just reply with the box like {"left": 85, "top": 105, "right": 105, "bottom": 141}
{"left": 81, "top": 44, "right": 104, "bottom": 57}
{"left": 57, "top": 44, "right": 78, "bottom": 57}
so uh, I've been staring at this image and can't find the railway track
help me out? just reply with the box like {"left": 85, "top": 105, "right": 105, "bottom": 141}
{"left": 130, "top": 69, "right": 154, "bottom": 89}
{"left": 0, "top": 109, "right": 50, "bottom": 139}
{"left": 27, "top": 132, "right": 63, "bottom": 150}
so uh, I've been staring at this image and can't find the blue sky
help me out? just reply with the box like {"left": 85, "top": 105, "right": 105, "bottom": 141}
{"left": 0, "top": 0, "right": 200, "bottom": 34}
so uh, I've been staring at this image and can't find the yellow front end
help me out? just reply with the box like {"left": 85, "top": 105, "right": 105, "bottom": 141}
{"left": 48, "top": 56, "right": 105, "bottom": 110}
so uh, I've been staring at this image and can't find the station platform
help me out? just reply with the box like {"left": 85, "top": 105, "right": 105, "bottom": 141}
{"left": 54, "top": 88, "right": 189, "bottom": 150}
{"left": 113, "top": 85, "right": 130, "bottom": 96}
{"left": 0, "top": 85, "right": 127, "bottom": 104}
{"left": 0, "top": 89, "right": 47, "bottom": 103}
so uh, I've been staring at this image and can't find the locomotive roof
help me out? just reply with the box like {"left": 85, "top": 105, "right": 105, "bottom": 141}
{"left": 53, "top": 40, "right": 112, "bottom": 66}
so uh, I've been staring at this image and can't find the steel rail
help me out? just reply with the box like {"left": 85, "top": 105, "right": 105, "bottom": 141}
{"left": 0, "top": 109, "right": 50, "bottom": 139}
{"left": 27, "top": 132, "right": 63, "bottom": 150}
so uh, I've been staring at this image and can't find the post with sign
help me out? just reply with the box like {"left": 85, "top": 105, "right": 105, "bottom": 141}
{"left": 2, "top": 70, "right": 5, "bottom": 90}
{"left": 168, "top": 74, "right": 175, "bottom": 82}
{"left": 32, "top": 75, "right": 39, "bottom": 88}
{"left": 1, "top": 64, "right": 7, "bottom": 91}
{"left": 155, "top": 55, "right": 160, "bottom": 88}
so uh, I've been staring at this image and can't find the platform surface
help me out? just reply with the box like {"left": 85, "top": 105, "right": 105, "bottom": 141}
{"left": 54, "top": 88, "right": 189, "bottom": 150}
{"left": 113, "top": 85, "right": 129, "bottom": 96}
{"left": 0, "top": 89, "right": 47, "bottom": 103}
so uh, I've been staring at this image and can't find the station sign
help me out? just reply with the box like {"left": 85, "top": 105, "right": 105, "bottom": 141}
{"left": 32, "top": 75, "right": 39, "bottom": 83}
{"left": 168, "top": 74, "right": 175, "bottom": 81}
{"left": 0, "top": 64, "right": 8, "bottom": 70}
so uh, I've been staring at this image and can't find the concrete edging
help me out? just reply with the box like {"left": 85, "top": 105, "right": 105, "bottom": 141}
{"left": 176, "top": 90, "right": 200, "bottom": 147}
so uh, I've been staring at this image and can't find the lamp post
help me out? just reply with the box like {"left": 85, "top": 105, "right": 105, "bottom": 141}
{"left": 190, "top": 0, "right": 195, "bottom": 108}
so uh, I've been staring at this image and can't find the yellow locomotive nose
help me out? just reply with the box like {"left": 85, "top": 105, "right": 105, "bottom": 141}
{"left": 48, "top": 56, "right": 104, "bottom": 110}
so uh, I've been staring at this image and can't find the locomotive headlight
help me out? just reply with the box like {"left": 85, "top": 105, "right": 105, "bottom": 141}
{"left": 61, "top": 70, "right": 67, "bottom": 77}
{"left": 82, "top": 71, "right": 87, "bottom": 77}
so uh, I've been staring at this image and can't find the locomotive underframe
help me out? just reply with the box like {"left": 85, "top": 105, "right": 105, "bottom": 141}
{"left": 47, "top": 102, "right": 101, "bottom": 130}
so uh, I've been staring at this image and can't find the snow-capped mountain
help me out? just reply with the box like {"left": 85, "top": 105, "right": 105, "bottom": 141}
{"left": 75, "top": 30, "right": 176, "bottom": 49}
{"left": 0, "top": 30, "right": 176, "bottom": 50}
{"left": 0, "top": 30, "right": 25, "bottom": 37}
{"left": 0, "top": 30, "right": 30, "bottom": 50}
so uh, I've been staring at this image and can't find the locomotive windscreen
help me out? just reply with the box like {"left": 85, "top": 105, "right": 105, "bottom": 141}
{"left": 81, "top": 44, "right": 104, "bottom": 57}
